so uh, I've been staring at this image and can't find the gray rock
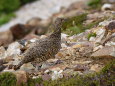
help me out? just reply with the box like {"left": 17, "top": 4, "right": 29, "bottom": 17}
{"left": 91, "top": 46, "right": 115, "bottom": 58}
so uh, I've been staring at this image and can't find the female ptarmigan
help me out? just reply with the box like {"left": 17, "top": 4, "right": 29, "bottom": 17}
{"left": 9, "top": 18, "right": 66, "bottom": 70}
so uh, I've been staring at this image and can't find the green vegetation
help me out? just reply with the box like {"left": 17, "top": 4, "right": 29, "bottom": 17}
{"left": 62, "top": 13, "right": 87, "bottom": 35}
{"left": 0, "top": 0, "right": 36, "bottom": 26}
{"left": 0, "top": 13, "right": 15, "bottom": 25}
{"left": 87, "top": 0, "right": 102, "bottom": 9}
{"left": 0, "top": 0, "right": 20, "bottom": 13}
{"left": 0, "top": 60, "right": 114, "bottom": 86}
{"left": 62, "top": 13, "right": 101, "bottom": 36}
{"left": 0, "top": 72, "right": 16, "bottom": 86}
{"left": 87, "top": 32, "right": 97, "bottom": 40}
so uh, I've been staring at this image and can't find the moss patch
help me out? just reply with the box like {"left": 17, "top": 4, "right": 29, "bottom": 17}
{"left": 87, "top": 32, "right": 97, "bottom": 40}
{"left": 87, "top": 0, "right": 102, "bottom": 9}
{"left": 62, "top": 13, "right": 102, "bottom": 36}
{"left": 0, "top": 13, "right": 16, "bottom": 26}
{"left": 62, "top": 13, "right": 87, "bottom": 35}
{"left": 0, "top": 72, "right": 17, "bottom": 86}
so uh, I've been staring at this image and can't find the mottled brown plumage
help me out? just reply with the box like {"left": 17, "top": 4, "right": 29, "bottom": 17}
{"left": 9, "top": 18, "right": 66, "bottom": 70}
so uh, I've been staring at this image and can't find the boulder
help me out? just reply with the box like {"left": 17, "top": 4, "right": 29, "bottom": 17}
{"left": 91, "top": 46, "right": 115, "bottom": 58}
{"left": 0, "top": 30, "right": 13, "bottom": 46}
{"left": 10, "top": 24, "right": 34, "bottom": 40}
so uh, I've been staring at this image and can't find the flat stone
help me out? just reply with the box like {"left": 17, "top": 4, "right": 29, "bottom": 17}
{"left": 91, "top": 46, "right": 115, "bottom": 58}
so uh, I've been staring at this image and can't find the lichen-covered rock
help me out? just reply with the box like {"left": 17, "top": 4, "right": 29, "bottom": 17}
{"left": 51, "top": 70, "right": 63, "bottom": 80}
{"left": 6, "top": 42, "right": 23, "bottom": 56}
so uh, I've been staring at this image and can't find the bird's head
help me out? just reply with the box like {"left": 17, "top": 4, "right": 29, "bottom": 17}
{"left": 54, "top": 18, "right": 68, "bottom": 28}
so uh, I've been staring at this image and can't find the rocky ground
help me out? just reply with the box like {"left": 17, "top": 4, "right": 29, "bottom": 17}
{"left": 0, "top": 0, "right": 115, "bottom": 86}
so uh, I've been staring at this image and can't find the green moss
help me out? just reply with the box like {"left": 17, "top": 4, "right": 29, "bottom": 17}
{"left": 87, "top": 0, "right": 102, "bottom": 9}
{"left": 0, "top": 0, "right": 36, "bottom": 26}
{"left": 0, "top": 0, "right": 20, "bottom": 13}
{"left": 0, "top": 72, "right": 17, "bottom": 86}
{"left": 62, "top": 13, "right": 87, "bottom": 35}
{"left": 62, "top": 13, "right": 102, "bottom": 36}
{"left": 27, "top": 77, "right": 43, "bottom": 86}
{"left": 0, "top": 13, "right": 16, "bottom": 26}
{"left": 87, "top": 32, "right": 97, "bottom": 40}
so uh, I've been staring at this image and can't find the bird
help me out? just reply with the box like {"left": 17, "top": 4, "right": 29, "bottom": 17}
{"left": 8, "top": 18, "right": 67, "bottom": 70}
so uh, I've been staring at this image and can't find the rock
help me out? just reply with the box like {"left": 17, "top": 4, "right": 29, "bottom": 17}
{"left": 20, "top": 63, "right": 36, "bottom": 71}
{"left": 61, "top": 43, "right": 68, "bottom": 48}
{"left": 79, "top": 46, "right": 93, "bottom": 58}
{"left": 40, "top": 35, "right": 47, "bottom": 39}
{"left": 72, "top": 60, "right": 92, "bottom": 65}
{"left": 0, "top": 46, "right": 6, "bottom": 59}
{"left": 42, "top": 74, "right": 51, "bottom": 81}
{"left": 107, "top": 21, "right": 115, "bottom": 32}
{"left": 14, "top": 71, "right": 28, "bottom": 86}
{"left": 91, "top": 27, "right": 105, "bottom": 43}
{"left": 29, "top": 38, "right": 38, "bottom": 43}
{"left": 101, "top": 3, "right": 113, "bottom": 11}
{"left": 100, "top": 33, "right": 115, "bottom": 46}
{"left": 24, "top": 34, "right": 39, "bottom": 41}
{"left": 93, "top": 45, "right": 103, "bottom": 52}
{"left": 51, "top": 70, "right": 63, "bottom": 80}
{"left": 66, "top": 1, "right": 87, "bottom": 11}
{"left": 72, "top": 44, "right": 82, "bottom": 49}
{"left": 40, "top": 62, "right": 54, "bottom": 69}
{"left": 35, "top": 26, "right": 48, "bottom": 35}
{"left": 18, "top": 39, "right": 27, "bottom": 46}
{"left": 27, "top": 17, "right": 51, "bottom": 27}
{"left": 0, "top": 59, "right": 4, "bottom": 65}
{"left": 73, "top": 64, "right": 88, "bottom": 72}
{"left": 0, "top": 30, "right": 13, "bottom": 46}
{"left": 10, "top": 24, "right": 34, "bottom": 40}
{"left": 56, "top": 52, "right": 65, "bottom": 58}
{"left": 91, "top": 46, "right": 115, "bottom": 58}
{"left": 106, "top": 41, "right": 115, "bottom": 46}
{"left": 61, "top": 33, "right": 69, "bottom": 43}
{"left": 99, "top": 20, "right": 112, "bottom": 27}
{"left": 0, "top": 65, "right": 7, "bottom": 72}
{"left": 48, "top": 64, "right": 68, "bottom": 72}
{"left": 73, "top": 30, "right": 90, "bottom": 42}
{"left": 90, "top": 64, "right": 102, "bottom": 72}
{"left": 108, "top": 0, "right": 115, "bottom": 3}
{"left": 27, "top": 17, "right": 42, "bottom": 26}
{"left": 6, "top": 42, "right": 23, "bottom": 56}
{"left": 44, "top": 69, "right": 51, "bottom": 74}
{"left": 3, "top": 69, "right": 15, "bottom": 72}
